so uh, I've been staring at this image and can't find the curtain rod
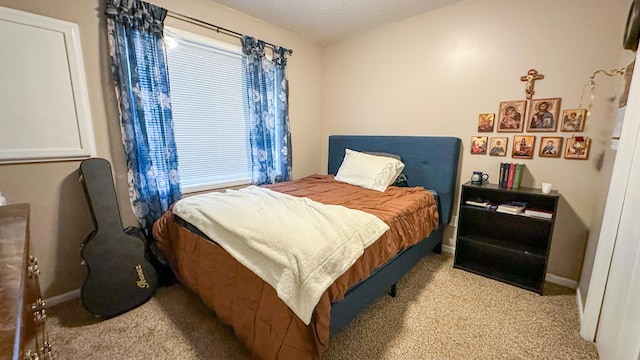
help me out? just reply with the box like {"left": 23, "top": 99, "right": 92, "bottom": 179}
{"left": 166, "top": 11, "right": 293, "bottom": 55}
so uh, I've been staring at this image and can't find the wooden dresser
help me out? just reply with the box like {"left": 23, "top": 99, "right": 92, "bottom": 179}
{"left": 0, "top": 204, "right": 53, "bottom": 359}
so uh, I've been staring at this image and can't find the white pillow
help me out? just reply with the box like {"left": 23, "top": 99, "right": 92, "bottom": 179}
{"left": 334, "top": 149, "right": 405, "bottom": 191}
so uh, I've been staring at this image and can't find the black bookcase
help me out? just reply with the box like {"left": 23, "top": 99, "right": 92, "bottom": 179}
{"left": 454, "top": 182, "right": 559, "bottom": 294}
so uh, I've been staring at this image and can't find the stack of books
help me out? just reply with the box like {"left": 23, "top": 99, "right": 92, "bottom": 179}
{"left": 523, "top": 209, "right": 553, "bottom": 219}
{"left": 499, "top": 163, "right": 525, "bottom": 189}
{"left": 496, "top": 204, "right": 525, "bottom": 215}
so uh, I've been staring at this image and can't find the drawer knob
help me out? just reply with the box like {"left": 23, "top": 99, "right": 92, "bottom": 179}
{"left": 28, "top": 256, "right": 40, "bottom": 279}
{"left": 31, "top": 298, "right": 46, "bottom": 312}
{"left": 33, "top": 309, "right": 47, "bottom": 324}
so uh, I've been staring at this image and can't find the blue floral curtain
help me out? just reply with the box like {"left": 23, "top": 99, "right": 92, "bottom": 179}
{"left": 241, "top": 36, "right": 292, "bottom": 185}
{"left": 106, "top": 0, "right": 181, "bottom": 234}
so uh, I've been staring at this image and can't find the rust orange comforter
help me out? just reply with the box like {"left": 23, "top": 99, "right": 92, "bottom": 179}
{"left": 153, "top": 174, "right": 439, "bottom": 359}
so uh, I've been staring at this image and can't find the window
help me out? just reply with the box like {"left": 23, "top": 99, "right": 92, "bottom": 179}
{"left": 164, "top": 27, "right": 251, "bottom": 193}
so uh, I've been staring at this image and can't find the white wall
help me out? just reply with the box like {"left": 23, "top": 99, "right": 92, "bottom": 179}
{"left": 321, "top": 0, "right": 628, "bottom": 280}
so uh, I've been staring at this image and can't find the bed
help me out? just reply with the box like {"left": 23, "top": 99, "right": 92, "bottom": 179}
{"left": 153, "top": 135, "right": 461, "bottom": 359}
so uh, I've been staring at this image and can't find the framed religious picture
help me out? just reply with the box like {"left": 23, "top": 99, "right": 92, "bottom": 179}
{"left": 489, "top": 137, "right": 508, "bottom": 156}
{"left": 538, "top": 136, "right": 563, "bottom": 158}
{"left": 512, "top": 135, "right": 536, "bottom": 159}
{"left": 477, "top": 113, "right": 495, "bottom": 132}
{"left": 471, "top": 136, "right": 488, "bottom": 155}
{"left": 497, "top": 100, "right": 527, "bottom": 132}
{"left": 527, "top": 97, "right": 561, "bottom": 132}
{"left": 560, "top": 109, "right": 587, "bottom": 132}
{"left": 565, "top": 136, "right": 591, "bottom": 160}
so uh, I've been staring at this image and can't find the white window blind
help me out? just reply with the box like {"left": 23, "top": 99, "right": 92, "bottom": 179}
{"left": 165, "top": 27, "right": 251, "bottom": 193}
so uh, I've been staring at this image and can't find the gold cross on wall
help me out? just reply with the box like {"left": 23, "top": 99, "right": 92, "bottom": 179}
{"left": 520, "top": 69, "right": 544, "bottom": 100}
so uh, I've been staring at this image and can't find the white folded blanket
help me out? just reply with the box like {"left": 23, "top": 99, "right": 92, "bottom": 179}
{"left": 172, "top": 186, "right": 389, "bottom": 324}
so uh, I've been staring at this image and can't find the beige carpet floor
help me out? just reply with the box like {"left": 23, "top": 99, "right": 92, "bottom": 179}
{"left": 47, "top": 254, "right": 598, "bottom": 359}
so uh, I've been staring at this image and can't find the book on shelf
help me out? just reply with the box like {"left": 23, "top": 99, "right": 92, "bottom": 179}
{"left": 498, "top": 163, "right": 525, "bottom": 189}
{"left": 504, "top": 201, "right": 528, "bottom": 207}
{"left": 496, "top": 204, "right": 525, "bottom": 214}
{"left": 500, "top": 163, "right": 510, "bottom": 187}
{"left": 513, "top": 164, "right": 524, "bottom": 189}
{"left": 524, "top": 209, "right": 553, "bottom": 219}
{"left": 497, "top": 204, "right": 524, "bottom": 211}
{"left": 465, "top": 199, "right": 490, "bottom": 208}
{"left": 507, "top": 163, "right": 516, "bottom": 188}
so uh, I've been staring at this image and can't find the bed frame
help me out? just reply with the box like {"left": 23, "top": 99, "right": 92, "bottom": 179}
{"left": 327, "top": 135, "right": 461, "bottom": 335}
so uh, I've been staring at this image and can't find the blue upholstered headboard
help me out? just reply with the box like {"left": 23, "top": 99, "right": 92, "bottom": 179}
{"left": 328, "top": 135, "right": 462, "bottom": 225}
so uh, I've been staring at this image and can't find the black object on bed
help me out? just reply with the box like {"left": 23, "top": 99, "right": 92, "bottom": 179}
{"left": 327, "top": 135, "right": 461, "bottom": 335}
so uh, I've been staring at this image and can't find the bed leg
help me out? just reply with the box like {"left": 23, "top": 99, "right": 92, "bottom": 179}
{"left": 389, "top": 283, "right": 397, "bottom": 298}
{"left": 433, "top": 241, "right": 442, "bottom": 254}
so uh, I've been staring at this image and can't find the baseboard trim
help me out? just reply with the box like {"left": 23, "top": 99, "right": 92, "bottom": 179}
{"left": 545, "top": 273, "right": 578, "bottom": 289}
{"left": 576, "top": 287, "right": 585, "bottom": 326}
{"left": 442, "top": 244, "right": 455, "bottom": 254}
{"left": 46, "top": 289, "right": 81, "bottom": 307}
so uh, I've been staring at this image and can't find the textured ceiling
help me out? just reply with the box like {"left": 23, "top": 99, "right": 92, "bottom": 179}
{"left": 213, "top": 0, "right": 464, "bottom": 44}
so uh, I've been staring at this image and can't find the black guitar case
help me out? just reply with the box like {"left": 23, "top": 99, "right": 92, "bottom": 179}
{"left": 79, "top": 158, "right": 158, "bottom": 318}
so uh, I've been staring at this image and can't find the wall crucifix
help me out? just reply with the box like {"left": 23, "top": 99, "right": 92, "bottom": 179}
{"left": 520, "top": 69, "right": 544, "bottom": 100}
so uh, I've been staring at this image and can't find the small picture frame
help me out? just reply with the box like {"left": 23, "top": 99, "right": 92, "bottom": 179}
{"left": 471, "top": 136, "right": 488, "bottom": 155}
{"left": 489, "top": 137, "right": 508, "bottom": 156}
{"left": 478, "top": 113, "right": 495, "bottom": 132}
{"left": 527, "top": 97, "right": 561, "bottom": 132}
{"left": 538, "top": 136, "right": 563, "bottom": 158}
{"left": 565, "top": 136, "right": 591, "bottom": 160}
{"left": 560, "top": 109, "right": 587, "bottom": 132}
{"left": 497, "top": 100, "right": 527, "bottom": 132}
{"left": 512, "top": 135, "right": 536, "bottom": 159}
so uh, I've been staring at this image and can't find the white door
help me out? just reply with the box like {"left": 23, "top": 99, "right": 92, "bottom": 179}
{"left": 596, "top": 95, "right": 640, "bottom": 359}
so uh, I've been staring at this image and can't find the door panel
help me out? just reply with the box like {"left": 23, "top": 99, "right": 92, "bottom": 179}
{"left": 596, "top": 110, "right": 640, "bottom": 359}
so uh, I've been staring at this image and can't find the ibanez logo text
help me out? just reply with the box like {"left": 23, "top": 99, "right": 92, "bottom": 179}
{"left": 135, "top": 264, "right": 149, "bottom": 288}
